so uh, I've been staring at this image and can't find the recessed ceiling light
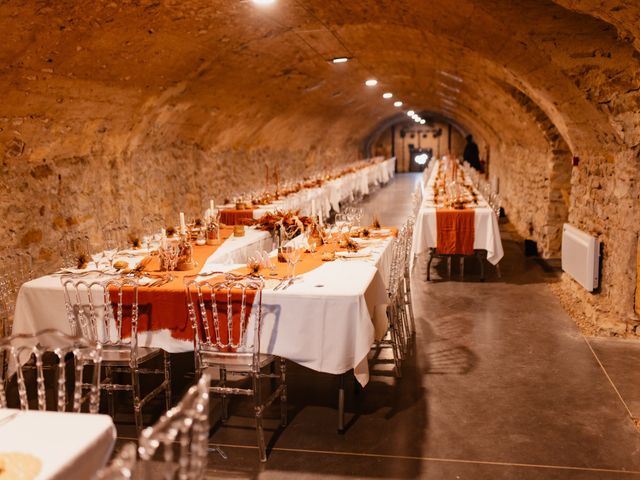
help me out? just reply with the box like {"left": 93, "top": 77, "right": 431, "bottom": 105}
{"left": 414, "top": 117, "right": 421, "bottom": 123}
{"left": 420, "top": 119, "right": 426, "bottom": 124}
{"left": 332, "top": 57, "right": 349, "bottom": 64}
{"left": 365, "top": 79, "right": 378, "bottom": 87}
{"left": 407, "top": 110, "right": 415, "bottom": 116}
{"left": 382, "top": 92, "right": 393, "bottom": 99}
{"left": 393, "top": 101, "right": 403, "bottom": 107}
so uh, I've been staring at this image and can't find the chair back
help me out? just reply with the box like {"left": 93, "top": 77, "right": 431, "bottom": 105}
{"left": 0, "top": 328, "right": 101, "bottom": 413}
{"left": 186, "top": 276, "right": 263, "bottom": 349}
{"left": 138, "top": 373, "right": 211, "bottom": 480}
{"left": 0, "top": 252, "right": 33, "bottom": 337}
{"left": 61, "top": 276, "right": 141, "bottom": 366}
{"left": 95, "top": 442, "right": 137, "bottom": 480}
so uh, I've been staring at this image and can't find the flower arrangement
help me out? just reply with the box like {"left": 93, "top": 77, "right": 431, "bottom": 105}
{"left": 254, "top": 210, "right": 314, "bottom": 239}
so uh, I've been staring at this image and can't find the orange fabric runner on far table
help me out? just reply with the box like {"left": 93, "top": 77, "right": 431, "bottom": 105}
{"left": 436, "top": 209, "right": 475, "bottom": 256}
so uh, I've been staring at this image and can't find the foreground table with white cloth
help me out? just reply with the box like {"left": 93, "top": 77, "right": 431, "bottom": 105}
{"left": 412, "top": 160, "right": 504, "bottom": 268}
{"left": 13, "top": 230, "right": 396, "bottom": 431}
{"left": 0, "top": 408, "right": 115, "bottom": 480}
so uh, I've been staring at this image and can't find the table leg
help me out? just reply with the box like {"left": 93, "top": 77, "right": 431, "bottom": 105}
{"left": 338, "top": 374, "right": 345, "bottom": 434}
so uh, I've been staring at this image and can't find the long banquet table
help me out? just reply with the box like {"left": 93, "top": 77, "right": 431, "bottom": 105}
{"left": 0, "top": 408, "right": 115, "bottom": 480}
{"left": 412, "top": 159, "right": 504, "bottom": 266}
{"left": 219, "top": 157, "right": 396, "bottom": 220}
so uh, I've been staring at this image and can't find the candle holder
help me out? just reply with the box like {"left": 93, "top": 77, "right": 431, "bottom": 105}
{"left": 176, "top": 233, "right": 197, "bottom": 271}
{"left": 205, "top": 211, "right": 221, "bottom": 245}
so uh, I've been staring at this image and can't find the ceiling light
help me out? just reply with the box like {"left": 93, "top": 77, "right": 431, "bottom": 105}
{"left": 382, "top": 92, "right": 393, "bottom": 99}
{"left": 332, "top": 57, "right": 349, "bottom": 64}
{"left": 407, "top": 110, "right": 415, "bottom": 116}
{"left": 393, "top": 101, "right": 403, "bottom": 107}
{"left": 251, "top": 0, "right": 276, "bottom": 5}
{"left": 420, "top": 119, "right": 426, "bottom": 124}
{"left": 414, "top": 117, "right": 421, "bottom": 123}
{"left": 365, "top": 79, "right": 378, "bottom": 87}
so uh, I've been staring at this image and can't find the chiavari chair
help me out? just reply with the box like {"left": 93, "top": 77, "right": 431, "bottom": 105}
{"left": 61, "top": 275, "right": 172, "bottom": 434}
{"left": 185, "top": 276, "right": 286, "bottom": 462}
{"left": 0, "top": 328, "right": 101, "bottom": 413}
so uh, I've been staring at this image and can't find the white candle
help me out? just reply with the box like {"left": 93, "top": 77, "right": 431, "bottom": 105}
{"left": 161, "top": 228, "right": 166, "bottom": 238}
{"left": 311, "top": 199, "right": 316, "bottom": 217}
{"left": 179, "top": 212, "right": 186, "bottom": 234}
{"left": 318, "top": 206, "right": 324, "bottom": 227}
{"left": 210, "top": 199, "right": 215, "bottom": 212}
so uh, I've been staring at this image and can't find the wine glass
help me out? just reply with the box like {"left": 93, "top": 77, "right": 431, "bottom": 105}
{"left": 282, "top": 243, "right": 302, "bottom": 280}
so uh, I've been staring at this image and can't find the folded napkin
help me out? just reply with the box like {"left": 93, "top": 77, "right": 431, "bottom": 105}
{"left": 436, "top": 209, "right": 475, "bottom": 255}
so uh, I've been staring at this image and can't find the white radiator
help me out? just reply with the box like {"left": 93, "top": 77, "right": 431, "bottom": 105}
{"left": 561, "top": 223, "right": 600, "bottom": 291}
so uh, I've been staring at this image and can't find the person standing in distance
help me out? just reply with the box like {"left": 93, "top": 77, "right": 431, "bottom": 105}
{"left": 463, "top": 134, "right": 483, "bottom": 172}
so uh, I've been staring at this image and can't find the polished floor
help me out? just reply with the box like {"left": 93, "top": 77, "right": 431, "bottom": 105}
{"left": 113, "top": 173, "right": 640, "bottom": 479}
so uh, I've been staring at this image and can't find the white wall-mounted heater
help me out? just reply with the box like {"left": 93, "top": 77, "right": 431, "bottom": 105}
{"left": 561, "top": 223, "right": 600, "bottom": 292}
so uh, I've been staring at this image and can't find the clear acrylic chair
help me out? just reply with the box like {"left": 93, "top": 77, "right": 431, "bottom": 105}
{"left": 0, "top": 251, "right": 34, "bottom": 338}
{"left": 185, "top": 276, "right": 286, "bottom": 462}
{"left": 400, "top": 218, "right": 417, "bottom": 339}
{"left": 371, "top": 236, "right": 406, "bottom": 378}
{"left": 0, "top": 328, "right": 101, "bottom": 413}
{"left": 137, "top": 372, "right": 211, "bottom": 480}
{"left": 95, "top": 442, "right": 137, "bottom": 480}
{"left": 61, "top": 276, "right": 172, "bottom": 434}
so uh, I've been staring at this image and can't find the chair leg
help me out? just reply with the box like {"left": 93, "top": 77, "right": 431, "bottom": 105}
{"left": 105, "top": 366, "right": 115, "bottom": 419}
{"left": 131, "top": 369, "right": 143, "bottom": 435}
{"left": 389, "top": 307, "right": 403, "bottom": 378}
{"left": 163, "top": 351, "right": 172, "bottom": 411}
{"left": 280, "top": 359, "right": 287, "bottom": 427}
{"left": 495, "top": 263, "right": 502, "bottom": 278}
{"left": 447, "top": 256, "right": 452, "bottom": 279}
{"left": 404, "top": 276, "right": 416, "bottom": 336}
{"left": 459, "top": 256, "right": 464, "bottom": 279}
{"left": 426, "top": 249, "right": 434, "bottom": 281}
{"left": 220, "top": 368, "right": 228, "bottom": 423}
{"left": 253, "top": 374, "right": 267, "bottom": 462}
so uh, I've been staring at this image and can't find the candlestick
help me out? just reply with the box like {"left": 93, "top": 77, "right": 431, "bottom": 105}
{"left": 179, "top": 212, "right": 186, "bottom": 234}
{"left": 210, "top": 199, "right": 214, "bottom": 213}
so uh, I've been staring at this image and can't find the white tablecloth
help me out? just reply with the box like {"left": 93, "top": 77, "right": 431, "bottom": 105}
{"left": 12, "top": 227, "right": 274, "bottom": 342}
{"left": 202, "top": 235, "right": 395, "bottom": 386}
{"left": 13, "top": 235, "right": 395, "bottom": 387}
{"left": 412, "top": 160, "right": 504, "bottom": 265}
{"left": 0, "top": 408, "right": 115, "bottom": 480}
{"left": 218, "top": 157, "right": 396, "bottom": 219}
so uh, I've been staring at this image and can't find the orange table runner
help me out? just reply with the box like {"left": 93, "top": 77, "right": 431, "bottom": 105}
{"left": 436, "top": 209, "right": 475, "bottom": 255}
{"left": 220, "top": 208, "right": 255, "bottom": 226}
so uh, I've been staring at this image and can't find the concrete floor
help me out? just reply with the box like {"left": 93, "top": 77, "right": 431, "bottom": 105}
{"left": 113, "top": 173, "right": 640, "bottom": 479}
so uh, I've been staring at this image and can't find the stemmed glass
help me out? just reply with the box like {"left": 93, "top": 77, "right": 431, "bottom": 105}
{"left": 282, "top": 243, "right": 302, "bottom": 280}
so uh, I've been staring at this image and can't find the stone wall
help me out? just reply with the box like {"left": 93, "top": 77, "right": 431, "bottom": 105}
{"left": 0, "top": 116, "right": 357, "bottom": 277}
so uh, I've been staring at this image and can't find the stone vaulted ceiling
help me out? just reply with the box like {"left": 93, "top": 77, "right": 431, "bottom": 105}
{"left": 1, "top": 0, "right": 639, "bottom": 159}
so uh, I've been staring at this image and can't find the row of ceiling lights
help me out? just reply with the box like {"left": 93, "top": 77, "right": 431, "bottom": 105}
{"left": 249, "top": 0, "right": 462, "bottom": 120}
